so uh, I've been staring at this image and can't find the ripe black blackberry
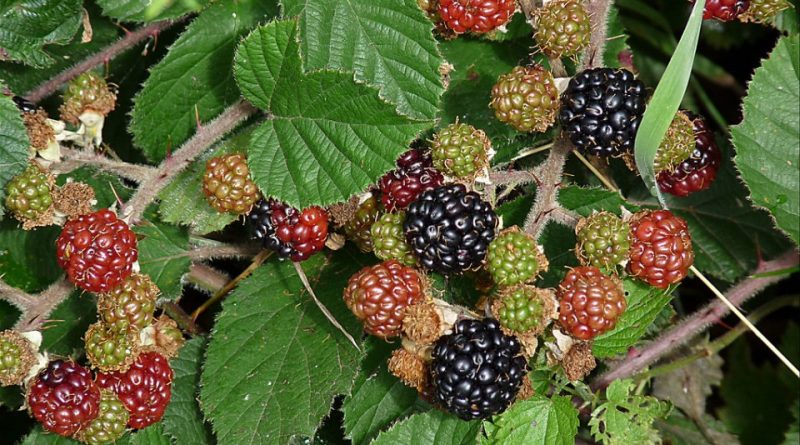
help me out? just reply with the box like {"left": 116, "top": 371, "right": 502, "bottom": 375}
{"left": 13, "top": 95, "right": 37, "bottom": 113}
{"left": 430, "top": 318, "right": 527, "bottom": 420}
{"left": 403, "top": 184, "right": 497, "bottom": 274}
{"left": 559, "top": 68, "right": 648, "bottom": 157}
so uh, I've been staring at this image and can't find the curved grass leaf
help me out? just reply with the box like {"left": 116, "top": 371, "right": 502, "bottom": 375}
{"left": 732, "top": 34, "right": 800, "bottom": 245}
{"left": 235, "top": 19, "right": 428, "bottom": 207}
{"left": 634, "top": 0, "right": 705, "bottom": 203}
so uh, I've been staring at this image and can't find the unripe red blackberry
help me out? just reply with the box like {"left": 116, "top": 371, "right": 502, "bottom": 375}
{"left": 379, "top": 148, "right": 444, "bottom": 211}
{"left": 85, "top": 322, "right": 140, "bottom": 373}
{"left": 575, "top": 212, "right": 631, "bottom": 269}
{"left": 404, "top": 184, "right": 498, "bottom": 274}
{"left": 59, "top": 71, "right": 117, "bottom": 125}
{"left": 557, "top": 266, "right": 627, "bottom": 340}
{"left": 494, "top": 286, "right": 554, "bottom": 335}
{"left": 371, "top": 211, "right": 417, "bottom": 266}
{"left": 97, "top": 273, "right": 158, "bottom": 333}
{"left": 0, "top": 330, "right": 36, "bottom": 386}
{"left": 740, "top": 0, "right": 791, "bottom": 23}
{"left": 430, "top": 318, "right": 527, "bottom": 419}
{"left": 486, "top": 227, "right": 544, "bottom": 286}
{"left": 627, "top": 210, "right": 694, "bottom": 289}
{"left": 534, "top": 0, "right": 591, "bottom": 58}
{"left": 658, "top": 114, "right": 721, "bottom": 197}
{"left": 76, "top": 390, "right": 129, "bottom": 445}
{"left": 490, "top": 65, "right": 560, "bottom": 133}
{"left": 96, "top": 351, "right": 173, "bottom": 429}
{"left": 28, "top": 360, "right": 101, "bottom": 437}
{"left": 693, "top": 0, "right": 751, "bottom": 21}
{"left": 5, "top": 163, "right": 54, "bottom": 222}
{"left": 559, "top": 68, "right": 648, "bottom": 157}
{"left": 431, "top": 123, "right": 491, "bottom": 178}
{"left": 342, "top": 195, "right": 382, "bottom": 252}
{"left": 202, "top": 153, "right": 259, "bottom": 214}
{"left": 249, "top": 199, "right": 329, "bottom": 261}
{"left": 56, "top": 209, "right": 138, "bottom": 293}
{"left": 344, "top": 260, "right": 424, "bottom": 338}
{"left": 654, "top": 111, "right": 696, "bottom": 174}
{"left": 437, "top": 0, "right": 517, "bottom": 34}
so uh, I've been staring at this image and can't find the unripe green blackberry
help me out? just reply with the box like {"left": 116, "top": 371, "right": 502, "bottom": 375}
{"left": 202, "top": 153, "right": 260, "bottom": 214}
{"left": 486, "top": 227, "right": 546, "bottom": 286}
{"left": 343, "top": 195, "right": 382, "bottom": 252}
{"left": 490, "top": 65, "right": 559, "bottom": 133}
{"left": 0, "top": 330, "right": 36, "bottom": 386}
{"left": 85, "top": 322, "right": 140, "bottom": 373}
{"left": 5, "top": 163, "right": 53, "bottom": 222}
{"left": 494, "top": 286, "right": 554, "bottom": 335}
{"left": 534, "top": 0, "right": 591, "bottom": 59}
{"left": 575, "top": 212, "right": 631, "bottom": 269}
{"left": 59, "top": 72, "right": 117, "bottom": 125}
{"left": 76, "top": 390, "right": 129, "bottom": 445}
{"left": 97, "top": 273, "right": 159, "bottom": 333}
{"left": 371, "top": 212, "right": 417, "bottom": 266}
{"left": 654, "top": 111, "right": 695, "bottom": 174}
{"left": 740, "top": 0, "right": 791, "bottom": 23}
{"left": 431, "top": 123, "right": 491, "bottom": 178}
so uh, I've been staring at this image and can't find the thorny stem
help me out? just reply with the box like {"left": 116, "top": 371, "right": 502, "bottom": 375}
{"left": 162, "top": 302, "right": 203, "bottom": 336}
{"left": 581, "top": 0, "right": 614, "bottom": 70}
{"left": 185, "top": 263, "right": 229, "bottom": 295}
{"left": 54, "top": 147, "right": 157, "bottom": 183}
{"left": 0, "top": 278, "right": 35, "bottom": 310}
{"left": 522, "top": 133, "right": 573, "bottom": 238}
{"left": 25, "top": 19, "right": 181, "bottom": 103}
{"left": 13, "top": 279, "right": 75, "bottom": 332}
{"left": 592, "top": 250, "right": 800, "bottom": 389}
{"left": 187, "top": 243, "right": 262, "bottom": 261}
{"left": 121, "top": 100, "right": 258, "bottom": 224}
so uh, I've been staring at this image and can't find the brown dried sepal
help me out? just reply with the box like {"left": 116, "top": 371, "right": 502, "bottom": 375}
{"left": 516, "top": 374, "right": 535, "bottom": 401}
{"left": 562, "top": 341, "right": 597, "bottom": 382}
{"left": 327, "top": 194, "right": 363, "bottom": 229}
{"left": 402, "top": 301, "right": 442, "bottom": 345}
{"left": 388, "top": 348, "right": 429, "bottom": 393}
{"left": 0, "top": 330, "right": 37, "bottom": 386}
{"left": 23, "top": 109, "right": 55, "bottom": 150}
{"left": 149, "top": 315, "right": 185, "bottom": 359}
{"left": 53, "top": 182, "right": 95, "bottom": 219}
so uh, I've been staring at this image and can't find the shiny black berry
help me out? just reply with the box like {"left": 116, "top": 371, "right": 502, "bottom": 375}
{"left": 403, "top": 184, "right": 498, "bottom": 274}
{"left": 430, "top": 318, "right": 527, "bottom": 420}
{"left": 559, "top": 68, "right": 648, "bottom": 157}
{"left": 13, "top": 95, "right": 37, "bottom": 113}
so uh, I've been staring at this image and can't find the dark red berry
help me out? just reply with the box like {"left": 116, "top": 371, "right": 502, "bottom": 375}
{"left": 56, "top": 209, "right": 138, "bottom": 293}
{"left": 344, "top": 260, "right": 424, "bottom": 338}
{"left": 693, "top": 0, "right": 750, "bottom": 21}
{"left": 28, "top": 360, "right": 101, "bottom": 437}
{"left": 96, "top": 351, "right": 173, "bottom": 429}
{"left": 627, "top": 210, "right": 694, "bottom": 289}
{"left": 379, "top": 148, "right": 444, "bottom": 212}
{"left": 657, "top": 115, "right": 721, "bottom": 197}
{"left": 557, "top": 266, "right": 627, "bottom": 340}
{"left": 438, "top": 0, "right": 517, "bottom": 34}
{"left": 249, "top": 199, "right": 329, "bottom": 261}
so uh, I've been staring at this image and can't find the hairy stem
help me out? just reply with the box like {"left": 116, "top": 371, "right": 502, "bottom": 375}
{"left": 188, "top": 243, "right": 262, "bottom": 261}
{"left": 185, "top": 263, "right": 229, "bottom": 295}
{"left": 592, "top": 250, "right": 800, "bottom": 389}
{"left": 25, "top": 19, "right": 180, "bottom": 103}
{"left": 54, "top": 147, "right": 157, "bottom": 183}
{"left": 581, "top": 0, "right": 614, "bottom": 70}
{"left": 121, "top": 100, "right": 258, "bottom": 224}
{"left": 0, "top": 278, "right": 35, "bottom": 311}
{"left": 523, "top": 134, "right": 573, "bottom": 238}
{"left": 14, "top": 279, "right": 75, "bottom": 332}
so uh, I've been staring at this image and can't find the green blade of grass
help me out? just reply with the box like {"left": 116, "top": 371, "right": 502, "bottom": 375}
{"left": 634, "top": 0, "right": 706, "bottom": 205}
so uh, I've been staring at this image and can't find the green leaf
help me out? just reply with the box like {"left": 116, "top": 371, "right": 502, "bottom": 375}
{"left": 558, "top": 186, "right": 636, "bottom": 217}
{"left": 0, "top": 16, "right": 121, "bottom": 94}
{"left": 590, "top": 379, "right": 671, "bottom": 445}
{"left": 634, "top": 0, "right": 705, "bottom": 201}
{"left": 652, "top": 352, "right": 723, "bottom": 419}
{"left": 163, "top": 337, "right": 214, "bottom": 445}
{"left": 131, "top": 0, "right": 278, "bottom": 162}
{"left": 283, "top": 0, "right": 444, "bottom": 121}
{"left": 732, "top": 34, "right": 800, "bottom": 245}
{"left": 0, "top": 87, "right": 30, "bottom": 220}
{"left": 200, "top": 252, "right": 367, "bottom": 445}
{"left": 0, "top": 218, "right": 61, "bottom": 292}
{"left": 657, "top": 411, "right": 741, "bottom": 445}
{"left": 593, "top": 280, "right": 672, "bottom": 358}
{"left": 603, "top": 6, "right": 631, "bottom": 69}
{"left": 158, "top": 127, "right": 254, "bottom": 235}
{"left": 20, "top": 426, "right": 83, "bottom": 445}
{"left": 96, "top": 0, "right": 210, "bottom": 22}
{"left": 134, "top": 209, "right": 191, "bottom": 301}
{"left": 56, "top": 166, "right": 135, "bottom": 209}
{"left": 487, "top": 395, "right": 579, "bottom": 445}
{"left": 235, "top": 19, "right": 428, "bottom": 207}
{"left": 41, "top": 291, "right": 96, "bottom": 357}
{"left": 782, "top": 400, "right": 800, "bottom": 445}
{"left": 126, "top": 424, "right": 171, "bottom": 445}
{"left": 371, "top": 410, "right": 481, "bottom": 445}
{"left": 342, "top": 341, "right": 419, "bottom": 444}
{"left": 0, "top": 0, "right": 83, "bottom": 68}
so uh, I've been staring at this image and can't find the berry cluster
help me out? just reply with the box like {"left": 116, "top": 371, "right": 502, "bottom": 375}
{"left": 249, "top": 199, "right": 329, "bottom": 261}
{"left": 490, "top": 65, "right": 560, "bottom": 133}
{"left": 534, "top": 0, "right": 591, "bottom": 58}
{"left": 379, "top": 148, "right": 444, "bottom": 212}
{"left": 557, "top": 266, "right": 627, "bottom": 340}
{"left": 431, "top": 122, "right": 491, "bottom": 178}
{"left": 437, "top": 0, "right": 517, "bottom": 34}
{"left": 202, "top": 153, "right": 259, "bottom": 215}
{"left": 657, "top": 114, "right": 722, "bottom": 197}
